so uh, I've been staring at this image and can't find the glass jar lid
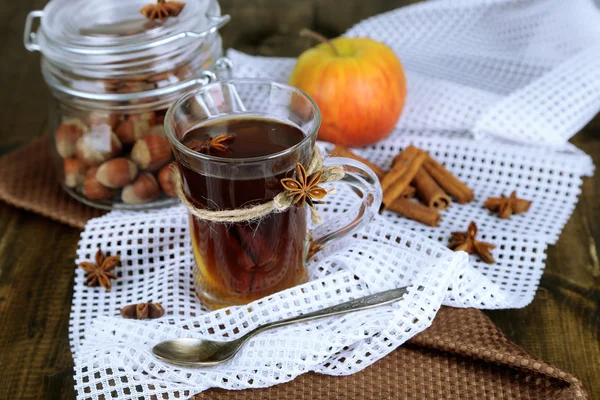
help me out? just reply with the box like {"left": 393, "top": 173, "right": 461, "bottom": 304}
{"left": 26, "top": 0, "right": 229, "bottom": 59}
{"left": 24, "top": 0, "right": 230, "bottom": 104}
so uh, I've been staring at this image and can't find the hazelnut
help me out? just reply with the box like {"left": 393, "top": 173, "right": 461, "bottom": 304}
{"left": 157, "top": 162, "right": 178, "bottom": 198}
{"left": 115, "top": 119, "right": 135, "bottom": 145}
{"left": 85, "top": 167, "right": 98, "bottom": 178}
{"left": 116, "top": 81, "right": 148, "bottom": 94}
{"left": 115, "top": 118, "right": 151, "bottom": 145}
{"left": 130, "top": 111, "right": 157, "bottom": 126}
{"left": 76, "top": 127, "right": 122, "bottom": 166}
{"left": 122, "top": 173, "right": 160, "bottom": 204}
{"left": 63, "top": 158, "right": 87, "bottom": 188}
{"left": 131, "top": 134, "right": 172, "bottom": 171}
{"left": 87, "top": 111, "right": 121, "bottom": 129}
{"left": 146, "top": 71, "right": 174, "bottom": 83}
{"left": 82, "top": 168, "right": 115, "bottom": 201}
{"left": 55, "top": 119, "right": 87, "bottom": 158}
{"left": 174, "top": 65, "right": 192, "bottom": 80}
{"left": 96, "top": 158, "right": 138, "bottom": 188}
{"left": 155, "top": 113, "right": 166, "bottom": 127}
{"left": 147, "top": 125, "right": 165, "bottom": 136}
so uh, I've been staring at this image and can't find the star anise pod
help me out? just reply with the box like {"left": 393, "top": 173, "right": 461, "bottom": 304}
{"left": 484, "top": 191, "right": 532, "bottom": 219}
{"left": 185, "top": 134, "right": 235, "bottom": 155}
{"left": 78, "top": 249, "right": 120, "bottom": 291}
{"left": 281, "top": 163, "right": 328, "bottom": 208}
{"left": 120, "top": 302, "right": 165, "bottom": 320}
{"left": 448, "top": 221, "right": 496, "bottom": 264}
{"left": 140, "top": 0, "right": 186, "bottom": 20}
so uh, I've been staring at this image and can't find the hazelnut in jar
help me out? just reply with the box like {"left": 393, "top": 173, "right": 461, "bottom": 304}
{"left": 24, "top": 0, "right": 231, "bottom": 209}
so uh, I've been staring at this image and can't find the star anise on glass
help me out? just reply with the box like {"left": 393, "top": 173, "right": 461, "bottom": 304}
{"left": 483, "top": 191, "right": 532, "bottom": 219}
{"left": 448, "top": 221, "right": 496, "bottom": 264}
{"left": 140, "top": 0, "right": 186, "bottom": 20}
{"left": 120, "top": 302, "right": 165, "bottom": 320}
{"left": 78, "top": 249, "right": 120, "bottom": 291}
{"left": 185, "top": 134, "right": 235, "bottom": 155}
{"left": 281, "top": 163, "right": 328, "bottom": 208}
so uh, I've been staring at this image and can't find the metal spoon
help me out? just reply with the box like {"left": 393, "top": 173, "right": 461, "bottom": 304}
{"left": 152, "top": 286, "right": 410, "bottom": 367}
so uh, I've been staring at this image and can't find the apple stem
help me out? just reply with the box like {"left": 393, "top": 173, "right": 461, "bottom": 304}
{"left": 300, "top": 28, "right": 340, "bottom": 56}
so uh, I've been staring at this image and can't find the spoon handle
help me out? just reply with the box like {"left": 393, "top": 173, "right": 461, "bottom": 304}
{"left": 248, "top": 286, "right": 412, "bottom": 338}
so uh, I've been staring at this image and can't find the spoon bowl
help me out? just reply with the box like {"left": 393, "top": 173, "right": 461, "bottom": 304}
{"left": 152, "top": 337, "right": 244, "bottom": 367}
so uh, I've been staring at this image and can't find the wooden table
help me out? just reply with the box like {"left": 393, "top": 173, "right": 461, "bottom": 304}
{"left": 1, "top": 0, "right": 598, "bottom": 398}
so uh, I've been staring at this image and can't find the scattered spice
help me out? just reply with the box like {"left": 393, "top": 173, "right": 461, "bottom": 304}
{"left": 281, "top": 163, "right": 328, "bottom": 208}
{"left": 448, "top": 221, "right": 496, "bottom": 264}
{"left": 333, "top": 145, "right": 477, "bottom": 227}
{"left": 412, "top": 167, "right": 451, "bottom": 210}
{"left": 484, "top": 191, "right": 531, "bottom": 219}
{"left": 388, "top": 198, "right": 441, "bottom": 227}
{"left": 120, "top": 302, "right": 165, "bottom": 320}
{"left": 332, "top": 145, "right": 386, "bottom": 181}
{"left": 78, "top": 249, "right": 120, "bottom": 291}
{"left": 140, "top": 0, "right": 186, "bottom": 20}
{"left": 401, "top": 185, "right": 417, "bottom": 199}
{"left": 186, "top": 134, "right": 235, "bottom": 155}
{"left": 422, "top": 154, "right": 474, "bottom": 204}
{"left": 380, "top": 145, "right": 427, "bottom": 209}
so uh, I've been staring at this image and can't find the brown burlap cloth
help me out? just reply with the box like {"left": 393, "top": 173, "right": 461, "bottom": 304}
{"left": 0, "top": 137, "right": 103, "bottom": 228}
{"left": 0, "top": 139, "right": 588, "bottom": 399}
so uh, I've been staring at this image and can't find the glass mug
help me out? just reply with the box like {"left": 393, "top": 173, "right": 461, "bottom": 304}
{"left": 165, "top": 79, "right": 382, "bottom": 309}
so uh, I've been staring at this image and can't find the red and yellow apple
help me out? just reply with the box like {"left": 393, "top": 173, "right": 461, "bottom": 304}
{"left": 289, "top": 35, "right": 406, "bottom": 147}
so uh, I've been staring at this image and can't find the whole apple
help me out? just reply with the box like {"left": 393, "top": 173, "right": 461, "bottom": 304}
{"left": 289, "top": 35, "right": 406, "bottom": 147}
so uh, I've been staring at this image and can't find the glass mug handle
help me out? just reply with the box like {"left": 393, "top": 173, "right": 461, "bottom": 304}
{"left": 308, "top": 156, "right": 382, "bottom": 258}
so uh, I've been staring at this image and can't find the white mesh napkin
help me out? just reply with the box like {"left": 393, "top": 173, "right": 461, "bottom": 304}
{"left": 71, "top": 0, "right": 598, "bottom": 398}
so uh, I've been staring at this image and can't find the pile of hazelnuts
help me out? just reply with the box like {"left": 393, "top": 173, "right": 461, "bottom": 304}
{"left": 55, "top": 109, "right": 178, "bottom": 206}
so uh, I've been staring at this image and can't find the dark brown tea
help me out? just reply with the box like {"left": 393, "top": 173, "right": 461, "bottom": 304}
{"left": 180, "top": 116, "right": 309, "bottom": 309}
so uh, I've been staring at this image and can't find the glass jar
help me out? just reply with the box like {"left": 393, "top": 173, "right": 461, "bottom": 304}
{"left": 24, "top": 0, "right": 231, "bottom": 210}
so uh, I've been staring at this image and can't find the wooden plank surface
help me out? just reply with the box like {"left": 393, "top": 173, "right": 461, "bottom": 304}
{"left": 0, "top": 0, "right": 598, "bottom": 398}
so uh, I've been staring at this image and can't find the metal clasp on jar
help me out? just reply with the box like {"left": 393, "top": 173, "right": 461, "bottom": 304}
{"left": 23, "top": 10, "right": 43, "bottom": 51}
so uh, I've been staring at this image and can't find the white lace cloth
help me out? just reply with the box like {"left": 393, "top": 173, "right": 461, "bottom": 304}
{"left": 71, "top": 0, "right": 598, "bottom": 398}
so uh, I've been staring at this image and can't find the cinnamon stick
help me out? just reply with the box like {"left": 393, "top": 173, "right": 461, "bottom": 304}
{"left": 402, "top": 185, "right": 416, "bottom": 199}
{"left": 387, "top": 198, "right": 441, "bottom": 227}
{"left": 422, "top": 155, "right": 474, "bottom": 204}
{"left": 412, "top": 168, "right": 451, "bottom": 210}
{"left": 381, "top": 145, "right": 427, "bottom": 208}
{"left": 332, "top": 145, "right": 386, "bottom": 181}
